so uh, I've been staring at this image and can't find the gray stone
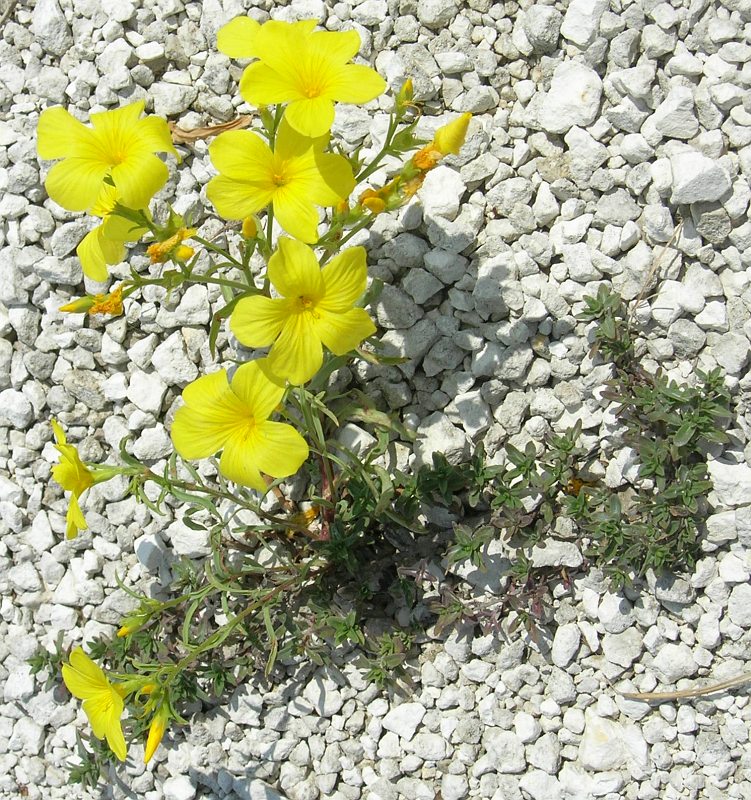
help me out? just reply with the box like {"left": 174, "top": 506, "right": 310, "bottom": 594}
{"left": 651, "top": 87, "right": 699, "bottom": 140}
{"left": 560, "top": 0, "right": 608, "bottom": 47}
{"left": 416, "top": 0, "right": 458, "bottom": 29}
{"left": 653, "top": 643, "right": 698, "bottom": 683}
{"left": 414, "top": 412, "right": 469, "bottom": 467}
{"left": 0, "top": 389, "right": 33, "bottom": 428}
{"left": 551, "top": 623, "right": 580, "bottom": 668}
{"left": 601, "top": 629, "right": 643, "bottom": 667}
{"left": 32, "top": 0, "right": 73, "bottom": 56}
{"left": 375, "top": 284, "right": 424, "bottom": 329}
{"left": 669, "top": 150, "right": 732, "bottom": 204}
{"left": 381, "top": 703, "right": 425, "bottom": 741}
{"left": 151, "top": 82, "right": 199, "bottom": 116}
{"left": 523, "top": 5, "right": 563, "bottom": 54}
{"left": 482, "top": 729, "right": 526, "bottom": 773}
{"left": 579, "top": 713, "right": 648, "bottom": 771}
{"left": 527, "top": 732, "right": 561, "bottom": 774}
{"left": 538, "top": 61, "right": 602, "bottom": 134}
{"left": 530, "top": 541, "right": 583, "bottom": 568}
{"left": 711, "top": 332, "right": 749, "bottom": 375}
{"left": 728, "top": 582, "right": 751, "bottom": 627}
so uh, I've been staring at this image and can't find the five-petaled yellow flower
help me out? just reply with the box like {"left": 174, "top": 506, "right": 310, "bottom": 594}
{"left": 231, "top": 238, "right": 376, "bottom": 386}
{"left": 51, "top": 419, "right": 96, "bottom": 540}
{"left": 77, "top": 185, "right": 149, "bottom": 281}
{"left": 207, "top": 118, "right": 354, "bottom": 243}
{"left": 37, "top": 100, "right": 178, "bottom": 213}
{"left": 61, "top": 647, "right": 127, "bottom": 762}
{"left": 219, "top": 18, "right": 385, "bottom": 138}
{"left": 170, "top": 359, "right": 309, "bottom": 491}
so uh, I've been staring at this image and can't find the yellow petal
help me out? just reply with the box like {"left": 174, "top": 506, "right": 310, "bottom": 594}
{"left": 44, "top": 158, "right": 109, "bottom": 212}
{"left": 268, "top": 313, "right": 323, "bottom": 385}
{"left": 314, "top": 307, "right": 376, "bottom": 356}
{"left": 209, "top": 130, "right": 273, "bottom": 180}
{"left": 272, "top": 184, "right": 320, "bottom": 243}
{"left": 239, "top": 61, "right": 305, "bottom": 106}
{"left": 230, "top": 359, "right": 286, "bottom": 421}
{"left": 132, "top": 115, "right": 179, "bottom": 159}
{"left": 218, "top": 436, "right": 266, "bottom": 490}
{"left": 82, "top": 690, "right": 127, "bottom": 761}
{"left": 51, "top": 419, "right": 66, "bottom": 445}
{"left": 110, "top": 153, "right": 168, "bottom": 210}
{"left": 37, "top": 106, "right": 94, "bottom": 160}
{"left": 251, "top": 19, "right": 318, "bottom": 73}
{"left": 309, "top": 152, "right": 356, "bottom": 205}
{"left": 62, "top": 648, "right": 110, "bottom": 699}
{"left": 217, "top": 16, "right": 261, "bottom": 58}
{"left": 250, "top": 420, "right": 309, "bottom": 480}
{"left": 77, "top": 227, "right": 117, "bottom": 283}
{"left": 89, "top": 99, "right": 145, "bottom": 142}
{"left": 308, "top": 28, "right": 361, "bottom": 62}
{"left": 230, "top": 295, "right": 289, "bottom": 348}
{"left": 207, "top": 175, "right": 275, "bottom": 221}
{"left": 102, "top": 212, "right": 148, "bottom": 242}
{"left": 268, "top": 237, "right": 324, "bottom": 299}
{"left": 327, "top": 63, "right": 386, "bottom": 104}
{"left": 171, "top": 370, "right": 249, "bottom": 460}
{"left": 319, "top": 246, "right": 368, "bottom": 311}
{"left": 66, "top": 493, "right": 88, "bottom": 539}
{"left": 283, "top": 96, "right": 336, "bottom": 138}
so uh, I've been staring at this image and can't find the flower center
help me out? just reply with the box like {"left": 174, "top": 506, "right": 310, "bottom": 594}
{"left": 297, "top": 295, "right": 319, "bottom": 317}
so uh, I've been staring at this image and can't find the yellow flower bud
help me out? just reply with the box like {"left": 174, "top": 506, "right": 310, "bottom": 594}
{"left": 59, "top": 296, "right": 96, "bottom": 314}
{"left": 174, "top": 245, "right": 195, "bottom": 261}
{"left": 144, "top": 705, "right": 170, "bottom": 764}
{"left": 432, "top": 112, "right": 472, "bottom": 156}
{"left": 362, "top": 196, "right": 386, "bottom": 215}
{"left": 241, "top": 216, "right": 258, "bottom": 238}
{"left": 147, "top": 227, "right": 197, "bottom": 264}
{"left": 396, "top": 78, "right": 414, "bottom": 110}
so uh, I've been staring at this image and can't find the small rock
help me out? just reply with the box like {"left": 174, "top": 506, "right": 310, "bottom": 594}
{"left": 708, "top": 458, "right": 751, "bottom": 507}
{"left": 651, "top": 87, "right": 699, "bottom": 140}
{"left": 551, "top": 623, "right": 580, "bottom": 668}
{"left": 653, "top": 642, "right": 698, "bottom": 683}
{"left": 601, "top": 629, "right": 643, "bottom": 668}
{"left": 728, "top": 583, "right": 751, "bottom": 627}
{"left": 669, "top": 150, "right": 731, "bottom": 204}
{"left": 538, "top": 61, "right": 602, "bottom": 134}
{"left": 163, "top": 775, "right": 197, "bottom": 800}
{"left": 381, "top": 703, "right": 426, "bottom": 742}
{"left": 482, "top": 729, "right": 526, "bottom": 773}
{"left": 523, "top": 5, "right": 563, "bottom": 54}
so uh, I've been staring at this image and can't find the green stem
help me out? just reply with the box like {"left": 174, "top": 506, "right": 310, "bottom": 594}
{"left": 192, "top": 235, "right": 242, "bottom": 268}
{"left": 355, "top": 113, "right": 398, "bottom": 184}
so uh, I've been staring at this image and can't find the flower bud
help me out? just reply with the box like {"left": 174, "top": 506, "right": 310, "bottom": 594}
{"left": 144, "top": 705, "right": 170, "bottom": 764}
{"left": 396, "top": 78, "right": 414, "bottom": 111}
{"left": 241, "top": 216, "right": 258, "bottom": 239}
{"left": 59, "top": 296, "right": 96, "bottom": 314}
{"left": 432, "top": 112, "right": 472, "bottom": 156}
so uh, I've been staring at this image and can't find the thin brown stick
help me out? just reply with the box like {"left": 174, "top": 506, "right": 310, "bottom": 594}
{"left": 621, "top": 672, "right": 751, "bottom": 702}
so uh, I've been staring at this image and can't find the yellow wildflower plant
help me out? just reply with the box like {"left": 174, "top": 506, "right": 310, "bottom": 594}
{"left": 37, "top": 100, "right": 178, "bottom": 213}
{"left": 76, "top": 185, "right": 149, "bottom": 282}
{"left": 223, "top": 18, "right": 385, "bottom": 138}
{"left": 51, "top": 419, "right": 96, "bottom": 540}
{"left": 231, "top": 238, "right": 376, "bottom": 386}
{"left": 170, "top": 360, "right": 309, "bottom": 491}
{"left": 206, "top": 118, "right": 354, "bottom": 243}
{"left": 61, "top": 647, "right": 127, "bottom": 762}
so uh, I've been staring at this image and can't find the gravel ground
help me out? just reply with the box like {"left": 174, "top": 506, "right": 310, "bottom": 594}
{"left": 2, "top": 0, "right": 751, "bottom": 798}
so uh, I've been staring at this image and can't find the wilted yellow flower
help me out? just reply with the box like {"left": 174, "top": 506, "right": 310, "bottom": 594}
{"left": 61, "top": 648, "right": 127, "bottom": 762}
{"left": 37, "top": 100, "right": 178, "bottom": 213}
{"left": 207, "top": 119, "right": 354, "bottom": 243}
{"left": 76, "top": 185, "right": 149, "bottom": 282}
{"left": 51, "top": 419, "right": 96, "bottom": 540}
{"left": 146, "top": 227, "right": 197, "bottom": 264}
{"left": 170, "top": 360, "right": 309, "bottom": 491}
{"left": 89, "top": 285, "right": 124, "bottom": 316}
{"left": 233, "top": 19, "right": 386, "bottom": 137}
{"left": 230, "top": 238, "right": 376, "bottom": 386}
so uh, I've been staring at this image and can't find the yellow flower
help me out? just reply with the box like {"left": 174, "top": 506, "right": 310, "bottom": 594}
{"left": 206, "top": 118, "right": 354, "bottom": 243}
{"left": 230, "top": 238, "right": 376, "bottom": 386}
{"left": 144, "top": 704, "right": 170, "bottom": 764}
{"left": 146, "top": 227, "right": 197, "bottom": 264}
{"left": 75, "top": 185, "right": 150, "bottom": 281}
{"left": 51, "top": 419, "right": 96, "bottom": 540}
{"left": 88, "top": 285, "right": 124, "bottom": 316}
{"left": 230, "top": 19, "right": 385, "bottom": 137}
{"left": 170, "top": 360, "right": 309, "bottom": 491}
{"left": 37, "top": 100, "right": 178, "bottom": 213}
{"left": 61, "top": 648, "right": 127, "bottom": 762}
